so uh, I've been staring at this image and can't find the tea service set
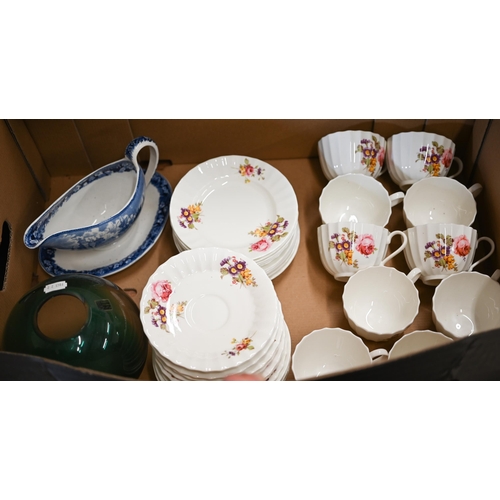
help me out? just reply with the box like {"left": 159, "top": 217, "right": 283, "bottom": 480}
{"left": 298, "top": 129, "right": 500, "bottom": 380}
{"left": 15, "top": 130, "right": 500, "bottom": 381}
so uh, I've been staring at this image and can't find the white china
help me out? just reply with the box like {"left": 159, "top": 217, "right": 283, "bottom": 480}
{"left": 141, "top": 247, "right": 287, "bottom": 376}
{"left": 152, "top": 301, "right": 285, "bottom": 379}
{"left": 403, "top": 177, "right": 482, "bottom": 228}
{"left": 169, "top": 155, "right": 299, "bottom": 280}
{"left": 38, "top": 173, "right": 172, "bottom": 277}
{"left": 317, "top": 222, "right": 407, "bottom": 282}
{"left": 292, "top": 327, "right": 388, "bottom": 380}
{"left": 388, "top": 330, "right": 453, "bottom": 360}
{"left": 386, "top": 131, "right": 463, "bottom": 190}
{"left": 318, "top": 131, "right": 386, "bottom": 180}
{"left": 151, "top": 315, "right": 291, "bottom": 381}
{"left": 24, "top": 136, "right": 159, "bottom": 250}
{"left": 342, "top": 266, "right": 421, "bottom": 342}
{"left": 403, "top": 223, "right": 495, "bottom": 286}
{"left": 432, "top": 270, "right": 500, "bottom": 340}
{"left": 319, "top": 173, "right": 404, "bottom": 227}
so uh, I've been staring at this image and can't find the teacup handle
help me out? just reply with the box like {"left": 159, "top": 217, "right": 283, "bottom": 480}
{"left": 468, "top": 183, "right": 483, "bottom": 199}
{"left": 469, "top": 237, "right": 496, "bottom": 272}
{"left": 447, "top": 157, "right": 464, "bottom": 179}
{"left": 491, "top": 269, "right": 500, "bottom": 282}
{"left": 370, "top": 348, "right": 389, "bottom": 364}
{"left": 125, "top": 136, "right": 159, "bottom": 187}
{"left": 407, "top": 267, "right": 422, "bottom": 283}
{"left": 389, "top": 191, "right": 405, "bottom": 207}
{"left": 381, "top": 230, "right": 408, "bottom": 266}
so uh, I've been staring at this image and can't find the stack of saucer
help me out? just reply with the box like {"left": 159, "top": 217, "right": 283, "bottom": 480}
{"left": 140, "top": 247, "right": 291, "bottom": 381}
{"left": 169, "top": 155, "right": 300, "bottom": 280}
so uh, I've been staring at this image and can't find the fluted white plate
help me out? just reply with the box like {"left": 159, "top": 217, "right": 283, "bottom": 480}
{"left": 170, "top": 155, "right": 298, "bottom": 260}
{"left": 140, "top": 247, "right": 280, "bottom": 372}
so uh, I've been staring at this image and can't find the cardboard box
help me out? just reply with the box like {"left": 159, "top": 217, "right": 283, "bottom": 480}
{"left": 1, "top": 118, "right": 499, "bottom": 380}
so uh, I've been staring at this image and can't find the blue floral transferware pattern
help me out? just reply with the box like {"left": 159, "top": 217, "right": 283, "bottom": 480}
{"left": 38, "top": 173, "right": 172, "bottom": 277}
{"left": 24, "top": 136, "right": 158, "bottom": 250}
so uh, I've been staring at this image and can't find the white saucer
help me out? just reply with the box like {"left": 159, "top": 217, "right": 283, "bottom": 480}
{"left": 38, "top": 173, "right": 172, "bottom": 277}
{"left": 140, "top": 247, "right": 280, "bottom": 372}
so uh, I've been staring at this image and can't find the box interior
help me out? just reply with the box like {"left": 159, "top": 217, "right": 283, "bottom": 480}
{"left": 1, "top": 119, "right": 497, "bottom": 380}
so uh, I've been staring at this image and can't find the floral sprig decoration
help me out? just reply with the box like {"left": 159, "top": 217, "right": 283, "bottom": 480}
{"left": 248, "top": 215, "right": 289, "bottom": 252}
{"left": 423, "top": 233, "right": 470, "bottom": 272}
{"left": 416, "top": 142, "right": 454, "bottom": 177}
{"left": 143, "top": 279, "right": 187, "bottom": 331}
{"left": 237, "top": 158, "right": 265, "bottom": 183}
{"left": 220, "top": 256, "right": 258, "bottom": 287}
{"left": 355, "top": 136, "right": 385, "bottom": 175}
{"left": 329, "top": 227, "right": 377, "bottom": 268}
{"left": 178, "top": 202, "right": 203, "bottom": 229}
{"left": 222, "top": 335, "right": 255, "bottom": 358}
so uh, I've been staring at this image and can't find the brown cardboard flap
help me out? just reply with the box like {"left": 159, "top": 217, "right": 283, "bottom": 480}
{"left": 470, "top": 119, "right": 500, "bottom": 273}
{"left": 5, "top": 119, "right": 51, "bottom": 201}
{"left": 24, "top": 119, "right": 93, "bottom": 177}
{"left": 0, "top": 121, "right": 45, "bottom": 345}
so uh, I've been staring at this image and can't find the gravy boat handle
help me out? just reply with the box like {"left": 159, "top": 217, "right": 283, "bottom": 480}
{"left": 125, "top": 136, "right": 159, "bottom": 187}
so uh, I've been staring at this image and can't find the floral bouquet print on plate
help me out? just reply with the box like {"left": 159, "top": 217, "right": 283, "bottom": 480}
{"left": 423, "top": 233, "right": 470, "bottom": 272}
{"left": 143, "top": 279, "right": 187, "bottom": 331}
{"left": 222, "top": 335, "right": 255, "bottom": 358}
{"left": 220, "top": 256, "right": 258, "bottom": 287}
{"left": 416, "top": 142, "right": 454, "bottom": 177}
{"left": 329, "top": 227, "right": 377, "bottom": 268}
{"left": 178, "top": 202, "right": 202, "bottom": 229}
{"left": 248, "top": 216, "right": 289, "bottom": 252}
{"left": 356, "top": 136, "right": 385, "bottom": 175}
{"left": 237, "top": 158, "right": 265, "bottom": 183}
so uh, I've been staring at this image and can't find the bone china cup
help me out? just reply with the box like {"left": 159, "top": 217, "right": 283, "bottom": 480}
{"left": 387, "top": 131, "right": 463, "bottom": 190}
{"left": 317, "top": 222, "right": 407, "bottom": 282}
{"left": 24, "top": 136, "right": 159, "bottom": 250}
{"left": 318, "top": 130, "right": 386, "bottom": 181}
{"left": 403, "top": 177, "right": 482, "bottom": 229}
{"left": 403, "top": 223, "right": 495, "bottom": 286}
{"left": 432, "top": 270, "right": 500, "bottom": 340}
{"left": 388, "top": 330, "right": 453, "bottom": 360}
{"left": 342, "top": 266, "right": 421, "bottom": 342}
{"left": 291, "top": 328, "right": 388, "bottom": 380}
{"left": 319, "top": 173, "right": 404, "bottom": 227}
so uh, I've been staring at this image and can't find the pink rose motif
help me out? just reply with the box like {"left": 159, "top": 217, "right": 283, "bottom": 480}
{"left": 251, "top": 238, "right": 272, "bottom": 252}
{"left": 151, "top": 280, "right": 173, "bottom": 302}
{"left": 355, "top": 234, "right": 376, "bottom": 256}
{"left": 442, "top": 148, "right": 453, "bottom": 169}
{"left": 454, "top": 235, "right": 470, "bottom": 257}
{"left": 377, "top": 147, "right": 385, "bottom": 168}
{"left": 245, "top": 165, "right": 255, "bottom": 176}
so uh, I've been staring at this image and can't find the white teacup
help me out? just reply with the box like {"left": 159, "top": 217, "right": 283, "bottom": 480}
{"left": 319, "top": 173, "right": 404, "bottom": 227}
{"left": 388, "top": 330, "right": 453, "bottom": 360}
{"left": 291, "top": 327, "right": 388, "bottom": 380}
{"left": 403, "top": 177, "right": 482, "bottom": 228}
{"left": 387, "top": 131, "right": 463, "bottom": 191}
{"left": 318, "top": 222, "right": 407, "bottom": 282}
{"left": 342, "top": 266, "right": 421, "bottom": 342}
{"left": 403, "top": 224, "right": 495, "bottom": 286}
{"left": 318, "top": 130, "right": 386, "bottom": 181}
{"left": 432, "top": 270, "right": 500, "bottom": 340}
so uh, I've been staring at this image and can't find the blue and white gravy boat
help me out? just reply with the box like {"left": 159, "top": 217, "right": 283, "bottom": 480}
{"left": 24, "top": 136, "right": 159, "bottom": 250}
